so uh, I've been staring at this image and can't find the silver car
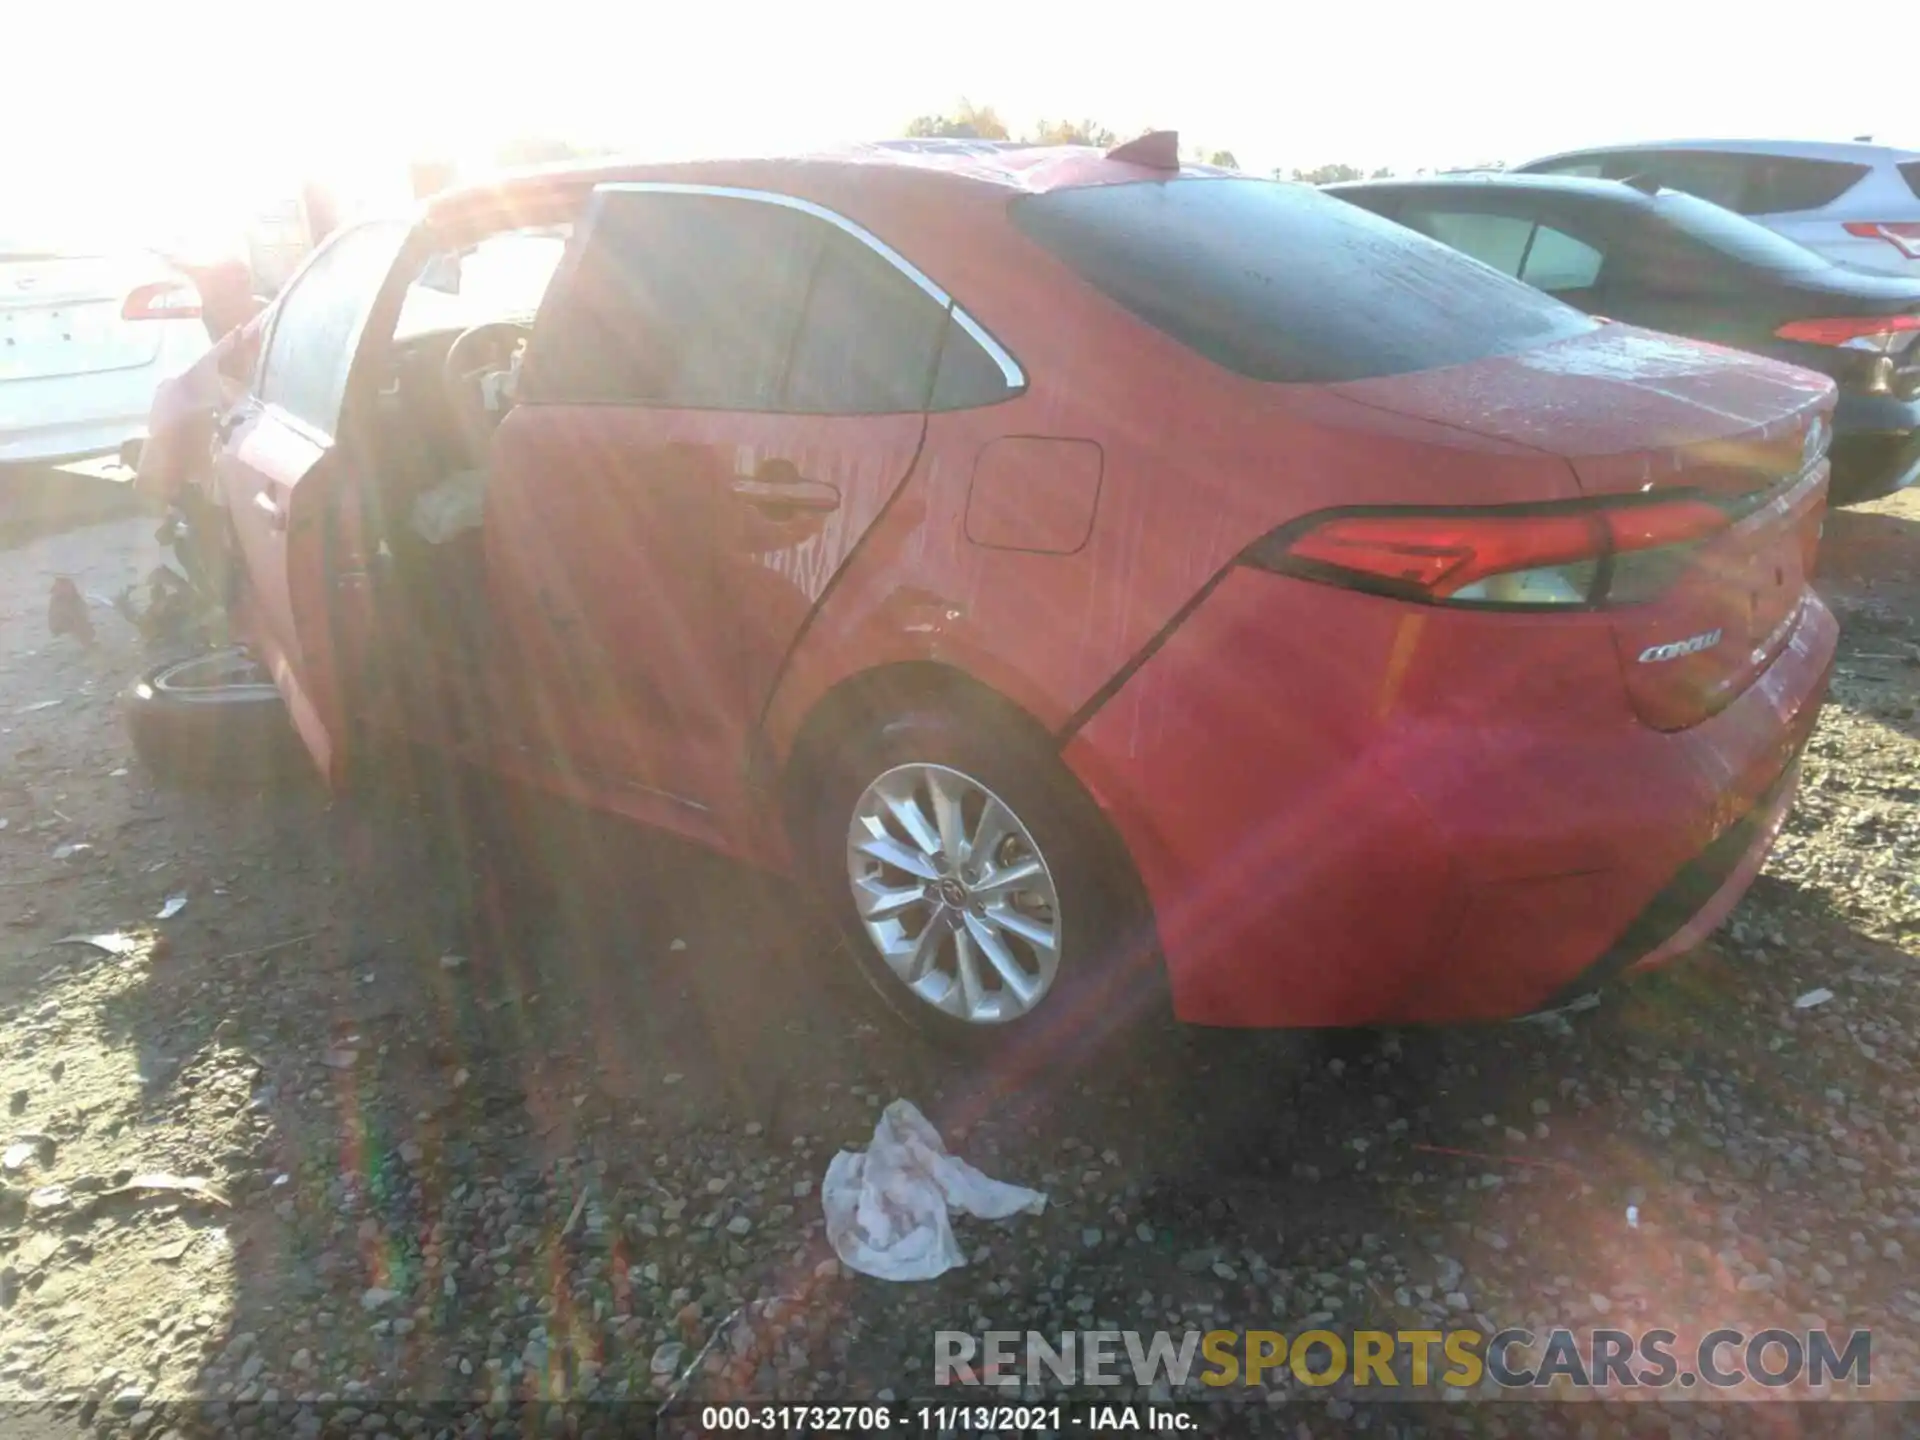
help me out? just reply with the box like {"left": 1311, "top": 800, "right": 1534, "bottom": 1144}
{"left": 1514, "top": 139, "right": 1920, "bottom": 277}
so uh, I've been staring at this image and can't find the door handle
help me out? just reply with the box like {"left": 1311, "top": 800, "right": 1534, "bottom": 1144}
{"left": 730, "top": 460, "right": 839, "bottom": 516}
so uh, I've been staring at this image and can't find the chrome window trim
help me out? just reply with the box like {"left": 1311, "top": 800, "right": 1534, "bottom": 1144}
{"left": 595, "top": 181, "right": 1027, "bottom": 392}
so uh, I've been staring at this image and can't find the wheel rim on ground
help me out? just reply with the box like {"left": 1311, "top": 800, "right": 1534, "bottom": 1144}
{"left": 846, "top": 762, "right": 1062, "bottom": 1025}
{"left": 149, "top": 648, "right": 276, "bottom": 696}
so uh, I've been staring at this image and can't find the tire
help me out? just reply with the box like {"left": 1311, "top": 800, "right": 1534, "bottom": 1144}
{"left": 798, "top": 697, "right": 1168, "bottom": 1066}
{"left": 121, "top": 647, "right": 303, "bottom": 788}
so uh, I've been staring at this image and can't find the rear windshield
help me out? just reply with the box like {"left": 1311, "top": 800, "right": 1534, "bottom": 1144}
{"left": 1009, "top": 178, "right": 1596, "bottom": 384}
{"left": 1646, "top": 191, "right": 1834, "bottom": 274}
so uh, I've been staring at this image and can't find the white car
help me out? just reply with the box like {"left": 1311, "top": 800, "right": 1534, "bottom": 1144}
{"left": 1, "top": 233, "right": 211, "bottom": 467}
{"left": 1514, "top": 139, "right": 1920, "bottom": 277}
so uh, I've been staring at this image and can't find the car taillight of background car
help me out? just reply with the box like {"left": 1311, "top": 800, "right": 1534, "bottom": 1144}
{"left": 121, "top": 280, "right": 202, "bottom": 322}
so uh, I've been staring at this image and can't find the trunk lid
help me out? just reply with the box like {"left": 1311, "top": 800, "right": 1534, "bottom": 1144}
{"left": 0, "top": 256, "right": 167, "bottom": 382}
{"left": 1332, "top": 323, "right": 1836, "bottom": 730}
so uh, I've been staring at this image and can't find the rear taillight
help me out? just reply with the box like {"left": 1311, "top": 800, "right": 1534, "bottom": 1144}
{"left": 122, "top": 281, "right": 202, "bottom": 322}
{"left": 1774, "top": 313, "right": 1920, "bottom": 354}
{"left": 1246, "top": 498, "right": 1733, "bottom": 609}
{"left": 1843, "top": 221, "right": 1920, "bottom": 260}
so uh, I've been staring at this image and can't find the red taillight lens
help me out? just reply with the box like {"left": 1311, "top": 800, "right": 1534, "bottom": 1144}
{"left": 1282, "top": 512, "right": 1604, "bottom": 598}
{"left": 1774, "top": 313, "right": 1920, "bottom": 351}
{"left": 1250, "top": 498, "right": 1732, "bottom": 609}
{"left": 122, "top": 281, "right": 202, "bottom": 322}
{"left": 1843, "top": 221, "right": 1920, "bottom": 260}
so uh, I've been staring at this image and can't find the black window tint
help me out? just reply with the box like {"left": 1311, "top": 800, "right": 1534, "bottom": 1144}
{"left": 1647, "top": 192, "right": 1832, "bottom": 274}
{"left": 1621, "top": 153, "right": 1751, "bottom": 210}
{"left": 930, "top": 316, "right": 1013, "bottom": 411}
{"left": 1897, "top": 161, "right": 1920, "bottom": 201}
{"left": 1742, "top": 157, "right": 1870, "bottom": 214}
{"left": 782, "top": 229, "right": 948, "bottom": 413}
{"left": 530, "top": 193, "right": 817, "bottom": 407}
{"left": 259, "top": 220, "right": 408, "bottom": 434}
{"left": 1612, "top": 151, "right": 1869, "bottom": 216}
{"left": 1012, "top": 179, "right": 1595, "bottom": 384}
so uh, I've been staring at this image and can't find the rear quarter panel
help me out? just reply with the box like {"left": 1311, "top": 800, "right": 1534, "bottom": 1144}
{"left": 760, "top": 174, "right": 1597, "bottom": 767}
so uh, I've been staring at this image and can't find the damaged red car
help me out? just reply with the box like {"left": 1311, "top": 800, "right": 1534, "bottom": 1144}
{"left": 126, "top": 135, "right": 1839, "bottom": 1059}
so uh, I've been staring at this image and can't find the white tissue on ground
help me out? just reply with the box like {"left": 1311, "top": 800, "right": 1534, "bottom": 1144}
{"left": 822, "top": 1098, "right": 1047, "bottom": 1281}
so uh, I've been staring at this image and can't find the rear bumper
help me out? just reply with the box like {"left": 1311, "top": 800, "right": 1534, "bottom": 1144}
{"left": 1062, "top": 570, "right": 1837, "bottom": 1029}
{"left": 0, "top": 414, "right": 152, "bottom": 467}
{"left": 0, "top": 324, "right": 209, "bottom": 466}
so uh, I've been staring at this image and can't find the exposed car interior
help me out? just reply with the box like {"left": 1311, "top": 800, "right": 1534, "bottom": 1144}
{"left": 354, "top": 222, "right": 573, "bottom": 718}
{"left": 374, "top": 227, "right": 570, "bottom": 519}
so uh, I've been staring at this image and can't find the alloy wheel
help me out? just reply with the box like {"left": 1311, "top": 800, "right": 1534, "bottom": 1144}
{"left": 846, "top": 762, "right": 1062, "bottom": 1025}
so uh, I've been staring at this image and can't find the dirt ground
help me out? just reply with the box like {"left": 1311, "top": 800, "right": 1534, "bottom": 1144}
{"left": 0, "top": 474, "right": 1917, "bottom": 1437}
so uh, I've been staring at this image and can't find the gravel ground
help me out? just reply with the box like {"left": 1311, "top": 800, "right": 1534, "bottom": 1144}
{"left": 0, "top": 482, "right": 1915, "bottom": 1438}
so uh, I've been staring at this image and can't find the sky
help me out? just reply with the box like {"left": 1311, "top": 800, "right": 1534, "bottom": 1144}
{"left": 5, "top": 0, "right": 1915, "bottom": 247}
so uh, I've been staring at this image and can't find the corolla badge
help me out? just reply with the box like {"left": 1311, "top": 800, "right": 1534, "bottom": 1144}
{"left": 1638, "top": 629, "right": 1723, "bottom": 664}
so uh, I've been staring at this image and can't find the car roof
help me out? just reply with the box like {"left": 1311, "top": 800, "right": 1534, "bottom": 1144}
{"left": 1521, "top": 138, "right": 1920, "bottom": 165}
{"left": 426, "top": 139, "right": 1245, "bottom": 222}
{"left": 1325, "top": 172, "right": 1657, "bottom": 205}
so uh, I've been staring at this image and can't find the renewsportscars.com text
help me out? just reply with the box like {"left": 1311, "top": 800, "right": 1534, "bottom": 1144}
{"left": 935, "top": 1327, "right": 1871, "bottom": 1391}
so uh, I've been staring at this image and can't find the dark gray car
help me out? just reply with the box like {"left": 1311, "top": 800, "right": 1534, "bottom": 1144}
{"left": 1327, "top": 173, "right": 1920, "bottom": 505}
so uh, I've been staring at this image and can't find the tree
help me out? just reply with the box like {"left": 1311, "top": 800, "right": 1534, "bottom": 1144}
{"left": 494, "top": 135, "right": 617, "bottom": 170}
{"left": 904, "top": 100, "right": 1009, "bottom": 141}
{"left": 1029, "top": 119, "right": 1119, "bottom": 148}
{"left": 1205, "top": 149, "right": 1240, "bottom": 170}
{"left": 1283, "top": 162, "right": 1366, "bottom": 185}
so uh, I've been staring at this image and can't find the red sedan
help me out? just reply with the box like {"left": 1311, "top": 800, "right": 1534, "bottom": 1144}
{"left": 130, "top": 133, "right": 1838, "bottom": 1057}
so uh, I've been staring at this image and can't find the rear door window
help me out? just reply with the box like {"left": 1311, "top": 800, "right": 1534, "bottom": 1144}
{"left": 257, "top": 219, "right": 409, "bottom": 437}
{"left": 782, "top": 233, "right": 1016, "bottom": 413}
{"left": 781, "top": 229, "right": 950, "bottom": 413}
{"left": 527, "top": 188, "right": 1019, "bottom": 414}
{"left": 527, "top": 192, "right": 819, "bottom": 408}
{"left": 1011, "top": 178, "right": 1594, "bottom": 384}
{"left": 929, "top": 315, "right": 1017, "bottom": 410}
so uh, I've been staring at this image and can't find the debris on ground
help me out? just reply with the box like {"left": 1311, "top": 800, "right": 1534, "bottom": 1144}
{"left": 0, "top": 499, "right": 1917, "bottom": 1413}
{"left": 822, "top": 1098, "right": 1047, "bottom": 1280}
{"left": 51, "top": 932, "right": 140, "bottom": 956}
{"left": 46, "top": 576, "right": 93, "bottom": 645}
{"left": 111, "top": 565, "right": 199, "bottom": 644}
{"left": 95, "top": 1172, "right": 231, "bottom": 1210}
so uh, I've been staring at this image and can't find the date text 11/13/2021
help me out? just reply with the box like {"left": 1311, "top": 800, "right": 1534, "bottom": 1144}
{"left": 698, "top": 1404, "right": 1195, "bottom": 1431}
